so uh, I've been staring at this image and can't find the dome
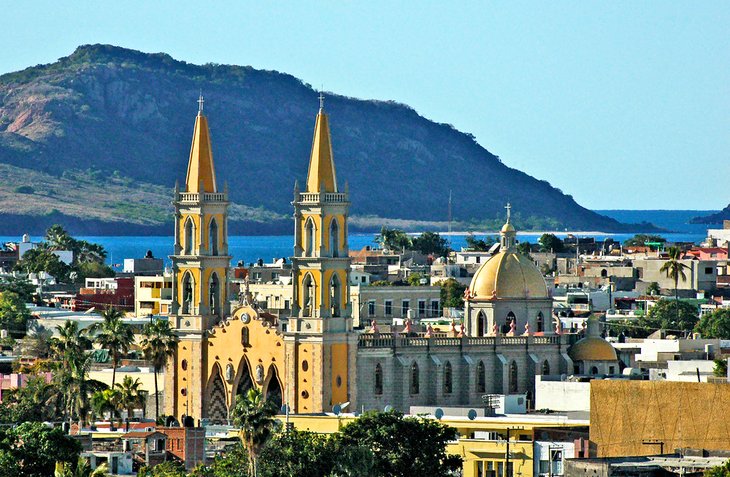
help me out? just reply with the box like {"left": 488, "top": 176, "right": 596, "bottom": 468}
{"left": 568, "top": 336, "right": 617, "bottom": 362}
{"left": 469, "top": 250, "right": 549, "bottom": 300}
{"left": 501, "top": 222, "right": 516, "bottom": 233}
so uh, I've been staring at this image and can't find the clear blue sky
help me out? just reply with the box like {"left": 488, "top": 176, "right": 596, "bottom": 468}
{"left": 3, "top": 2, "right": 728, "bottom": 210}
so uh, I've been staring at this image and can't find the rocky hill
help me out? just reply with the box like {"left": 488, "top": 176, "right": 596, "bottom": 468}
{"left": 690, "top": 205, "right": 730, "bottom": 225}
{"left": 0, "top": 44, "right": 659, "bottom": 235}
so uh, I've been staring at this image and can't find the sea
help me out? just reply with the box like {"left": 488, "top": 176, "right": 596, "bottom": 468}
{"left": 1, "top": 210, "right": 719, "bottom": 270}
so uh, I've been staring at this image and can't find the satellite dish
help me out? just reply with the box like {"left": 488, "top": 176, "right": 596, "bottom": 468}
{"left": 434, "top": 408, "right": 444, "bottom": 420}
{"left": 384, "top": 405, "right": 394, "bottom": 412}
{"left": 468, "top": 409, "right": 477, "bottom": 420}
{"left": 340, "top": 401, "right": 350, "bottom": 411}
{"left": 333, "top": 404, "right": 342, "bottom": 415}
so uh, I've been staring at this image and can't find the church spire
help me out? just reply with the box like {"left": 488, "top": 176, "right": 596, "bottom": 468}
{"left": 185, "top": 94, "right": 217, "bottom": 193}
{"left": 305, "top": 93, "right": 338, "bottom": 193}
{"left": 500, "top": 202, "right": 517, "bottom": 251}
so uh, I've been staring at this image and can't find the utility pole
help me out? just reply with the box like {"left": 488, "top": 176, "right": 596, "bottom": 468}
{"left": 506, "top": 426, "right": 524, "bottom": 477}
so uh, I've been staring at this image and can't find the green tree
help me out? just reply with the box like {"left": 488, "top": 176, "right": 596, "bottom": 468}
{"left": 516, "top": 241, "right": 531, "bottom": 256}
{"left": 0, "top": 276, "right": 36, "bottom": 302}
{"left": 660, "top": 246, "right": 689, "bottom": 325}
{"left": 15, "top": 247, "right": 71, "bottom": 283}
{"left": 0, "top": 291, "right": 31, "bottom": 337}
{"left": 465, "top": 234, "right": 496, "bottom": 251}
{"left": 90, "top": 389, "right": 119, "bottom": 422}
{"left": 439, "top": 278, "right": 466, "bottom": 309}
{"left": 0, "top": 374, "right": 61, "bottom": 424}
{"left": 623, "top": 234, "right": 667, "bottom": 247}
{"left": 140, "top": 319, "right": 177, "bottom": 420}
{"left": 537, "top": 233, "right": 564, "bottom": 253}
{"left": 90, "top": 306, "right": 133, "bottom": 389}
{"left": 55, "top": 457, "right": 109, "bottom": 477}
{"left": 376, "top": 226, "right": 411, "bottom": 252}
{"left": 258, "top": 430, "right": 338, "bottom": 477}
{"left": 411, "top": 231, "right": 450, "bottom": 257}
{"left": 640, "top": 299, "right": 699, "bottom": 335}
{"left": 137, "top": 461, "right": 187, "bottom": 477}
{"left": 713, "top": 358, "right": 728, "bottom": 378}
{"left": 0, "top": 421, "right": 81, "bottom": 477}
{"left": 74, "top": 262, "right": 115, "bottom": 283}
{"left": 231, "top": 388, "right": 280, "bottom": 477}
{"left": 695, "top": 309, "right": 730, "bottom": 339}
{"left": 646, "top": 282, "right": 661, "bottom": 296}
{"left": 337, "top": 410, "right": 462, "bottom": 477}
{"left": 407, "top": 273, "right": 427, "bottom": 286}
{"left": 191, "top": 443, "right": 248, "bottom": 476}
{"left": 114, "top": 375, "right": 145, "bottom": 419}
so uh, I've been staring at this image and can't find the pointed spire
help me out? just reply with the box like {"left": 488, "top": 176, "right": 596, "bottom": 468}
{"left": 305, "top": 93, "right": 338, "bottom": 193}
{"left": 185, "top": 95, "right": 217, "bottom": 193}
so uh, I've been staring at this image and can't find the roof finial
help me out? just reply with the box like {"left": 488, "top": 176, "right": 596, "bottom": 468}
{"left": 319, "top": 91, "right": 325, "bottom": 112}
{"left": 197, "top": 90, "right": 204, "bottom": 115}
{"left": 505, "top": 202, "right": 511, "bottom": 223}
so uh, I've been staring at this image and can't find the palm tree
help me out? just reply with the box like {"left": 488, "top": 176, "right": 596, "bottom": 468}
{"left": 51, "top": 321, "right": 93, "bottom": 424}
{"left": 140, "top": 319, "right": 177, "bottom": 420}
{"left": 231, "top": 388, "right": 280, "bottom": 477}
{"left": 115, "top": 376, "right": 145, "bottom": 419}
{"left": 55, "top": 457, "right": 109, "bottom": 477}
{"left": 90, "top": 306, "right": 133, "bottom": 389}
{"left": 91, "top": 389, "right": 119, "bottom": 422}
{"left": 660, "top": 246, "right": 689, "bottom": 326}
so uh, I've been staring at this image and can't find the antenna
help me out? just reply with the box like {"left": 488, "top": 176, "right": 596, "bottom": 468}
{"left": 448, "top": 190, "right": 452, "bottom": 234}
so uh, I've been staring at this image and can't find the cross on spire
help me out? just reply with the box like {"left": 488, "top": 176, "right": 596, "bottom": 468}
{"left": 319, "top": 91, "right": 325, "bottom": 111}
{"left": 505, "top": 202, "right": 512, "bottom": 223}
{"left": 197, "top": 91, "right": 204, "bottom": 115}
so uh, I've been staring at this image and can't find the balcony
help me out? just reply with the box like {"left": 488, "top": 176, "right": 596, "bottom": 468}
{"left": 297, "top": 192, "right": 348, "bottom": 204}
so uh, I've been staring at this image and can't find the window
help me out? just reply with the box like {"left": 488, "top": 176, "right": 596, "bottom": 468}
{"left": 418, "top": 300, "right": 426, "bottom": 317}
{"left": 477, "top": 311, "right": 486, "bottom": 337}
{"left": 330, "top": 219, "right": 339, "bottom": 258}
{"left": 368, "top": 300, "right": 376, "bottom": 317}
{"left": 430, "top": 300, "right": 439, "bottom": 317}
{"left": 410, "top": 362, "right": 419, "bottom": 394}
{"left": 330, "top": 275, "right": 341, "bottom": 317}
{"left": 209, "top": 218, "right": 219, "bottom": 255}
{"left": 536, "top": 312, "right": 544, "bottom": 333}
{"left": 476, "top": 361, "right": 486, "bottom": 393}
{"left": 443, "top": 361, "right": 452, "bottom": 394}
{"left": 509, "top": 361, "right": 518, "bottom": 393}
{"left": 253, "top": 272, "right": 262, "bottom": 281}
{"left": 305, "top": 218, "right": 316, "bottom": 257}
{"left": 182, "top": 273, "right": 193, "bottom": 314}
{"left": 551, "top": 449, "right": 564, "bottom": 476}
{"left": 209, "top": 273, "right": 220, "bottom": 317}
{"left": 609, "top": 366, "right": 615, "bottom": 375}
{"left": 384, "top": 300, "right": 392, "bottom": 316}
{"left": 302, "top": 274, "right": 314, "bottom": 317}
{"left": 374, "top": 363, "right": 383, "bottom": 395}
{"left": 401, "top": 300, "right": 410, "bottom": 317}
{"left": 183, "top": 218, "right": 194, "bottom": 255}
{"left": 241, "top": 327, "right": 249, "bottom": 346}
{"left": 590, "top": 366, "right": 599, "bottom": 375}
{"left": 541, "top": 360, "right": 550, "bottom": 376}
{"left": 705, "top": 267, "right": 713, "bottom": 274}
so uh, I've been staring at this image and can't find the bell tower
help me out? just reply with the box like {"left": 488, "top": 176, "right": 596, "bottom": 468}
{"left": 285, "top": 94, "right": 357, "bottom": 413}
{"left": 166, "top": 95, "right": 231, "bottom": 421}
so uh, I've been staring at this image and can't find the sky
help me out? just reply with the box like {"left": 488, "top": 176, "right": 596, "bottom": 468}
{"left": 2, "top": 2, "right": 728, "bottom": 210}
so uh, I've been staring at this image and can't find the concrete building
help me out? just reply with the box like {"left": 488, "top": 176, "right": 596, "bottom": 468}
{"left": 123, "top": 251, "right": 164, "bottom": 276}
{"left": 350, "top": 284, "right": 441, "bottom": 328}
{"left": 135, "top": 274, "right": 173, "bottom": 317}
{"left": 633, "top": 258, "right": 717, "bottom": 296}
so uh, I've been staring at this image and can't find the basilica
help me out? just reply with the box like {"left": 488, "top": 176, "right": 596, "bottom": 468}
{"left": 164, "top": 95, "right": 617, "bottom": 424}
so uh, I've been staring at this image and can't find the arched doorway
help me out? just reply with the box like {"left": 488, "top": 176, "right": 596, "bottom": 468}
{"left": 234, "top": 358, "right": 253, "bottom": 404}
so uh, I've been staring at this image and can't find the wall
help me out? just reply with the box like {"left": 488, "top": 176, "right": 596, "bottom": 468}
{"left": 590, "top": 380, "right": 730, "bottom": 457}
{"left": 534, "top": 376, "right": 591, "bottom": 412}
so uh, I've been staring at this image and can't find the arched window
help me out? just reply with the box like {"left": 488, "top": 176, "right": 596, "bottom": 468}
{"left": 304, "top": 218, "right": 316, "bottom": 257}
{"left": 541, "top": 360, "right": 550, "bottom": 376}
{"left": 183, "top": 218, "right": 195, "bottom": 255}
{"left": 443, "top": 361, "right": 453, "bottom": 394}
{"left": 410, "top": 362, "right": 420, "bottom": 395}
{"left": 374, "top": 363, "right": 383, "bottom": 395}
{"left": 590, "top": 366, "right": 599, "bottom": 375}
{"left": 536, "top": 312, "right": 544, "bottom": 333}
{"left": 330, "top": 274, "right": 341, "bottom": 317}
{"left": 330, "top": 219, "right": 340, "bottom": 258}
{"left": 509, "top": 361, "right": 518, "bottom": 393}
{"left": 209, "top": 218, "right": 219, "bottom": 256}
{"left": 182, "top": 272, "right": 193, "bottom": 314}
{"left": 477, "top": 311, "right": 486, "bottom": 337}
{"left": 302, "top": 274, "right": 315, "bottom": 317}
{"left": 601, "top": 269, "right": 608, "bottom": 278}
{"left": 241, "top": 327, "right": 250, "bottom": 346}
{"left": 503, "top": 311, "right": 516, "bottom": 334}
{"left": 209, "top": 273, "right": 220, "bottom": 317}
{"left": 476, "top": 361, "right": 486, "bottom": 393}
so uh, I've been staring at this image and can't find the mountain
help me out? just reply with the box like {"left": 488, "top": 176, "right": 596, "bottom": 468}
{"left": 690, "top": 206, "right": 730, "bottom": 225}
{"left": 0, "top": 44, "right": 661, "bottom": 235}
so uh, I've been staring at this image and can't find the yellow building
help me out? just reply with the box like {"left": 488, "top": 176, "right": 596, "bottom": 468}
{"left": 277, "top": 413, "right": 588, "bottom": 477}
{"left": 134, "top": 274, "right": 173, "bottom": 316}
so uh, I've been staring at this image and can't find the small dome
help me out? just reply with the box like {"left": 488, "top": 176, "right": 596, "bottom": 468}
{"left": 469, "top": 251, "right": 548, "bottom": 299}
{"left": 568, "top": 337, "right": 617, "bottom": 362}
{"left": 501, "top": 222, "right": 516, "bottom": 233}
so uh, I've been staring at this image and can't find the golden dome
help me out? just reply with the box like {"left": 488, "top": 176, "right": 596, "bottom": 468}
{"left": 501, "top": 222, "right": 516, "bottom": 233}
{"left": 568, "top": 337, "right": 617, "bottom": 362}
{"left": 469, "top": 251, "right": 548, "bottom": 300}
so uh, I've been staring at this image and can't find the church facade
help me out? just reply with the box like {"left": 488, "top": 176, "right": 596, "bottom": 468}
{"left": 165, "top": 96, "right": 616, "bottom": 424}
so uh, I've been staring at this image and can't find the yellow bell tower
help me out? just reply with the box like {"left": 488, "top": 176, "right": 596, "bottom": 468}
{"left": 166, "top": 95, "right": 231, "bottom": 422}
{"left": 285, "top": 94, "right": 357, "bottom": 413}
